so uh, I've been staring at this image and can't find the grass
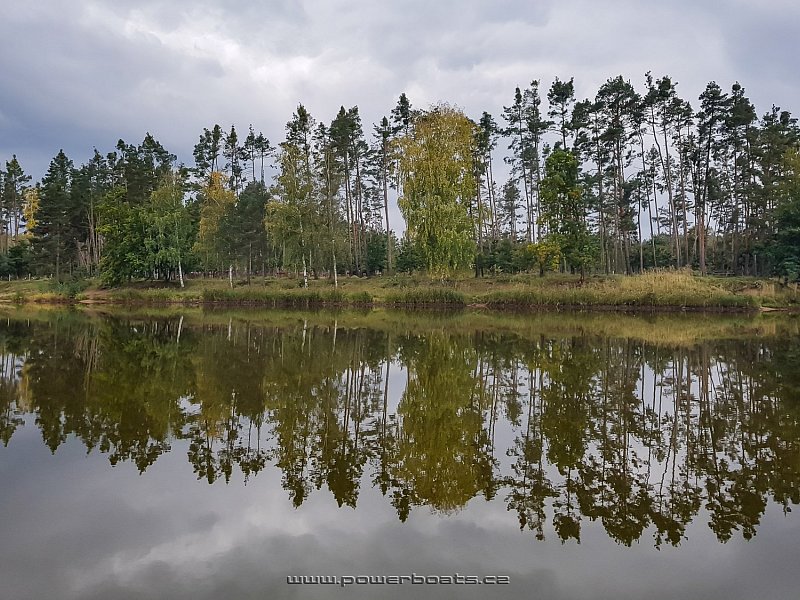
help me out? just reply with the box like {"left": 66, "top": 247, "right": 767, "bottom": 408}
{"left": 200, "top": 288, "right": 372, "bottom": 307}
{"left": 0, "top": 269, "right": 796, "bottom": 311}
{"left": 384, "top": 288, "right": 467, "bottom": 307}
{"left": 483, "top": 270, "right": 761, "bottom": 310}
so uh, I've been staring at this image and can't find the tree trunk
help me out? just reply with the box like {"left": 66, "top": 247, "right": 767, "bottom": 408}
{"left": 333, "top": 251, "right": 338, "bottom": 289}
{"left": 382, "top": 145, "right": 392, "bottom": 274}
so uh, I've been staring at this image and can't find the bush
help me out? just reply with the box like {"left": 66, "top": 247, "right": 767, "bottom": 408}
{"left": 48, "top": 278, "right": 90, "bottom": 299}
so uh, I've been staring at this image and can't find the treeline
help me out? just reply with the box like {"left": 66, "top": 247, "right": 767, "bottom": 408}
{"left": 2, "top": 73, "right": 800, "bottom": 284}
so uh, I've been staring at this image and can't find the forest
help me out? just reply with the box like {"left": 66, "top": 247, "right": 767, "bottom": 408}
{"left": 1, "top": 73, "right": 799, "bottom": 286}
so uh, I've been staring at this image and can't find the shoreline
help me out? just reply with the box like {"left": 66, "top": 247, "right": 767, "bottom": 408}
{"left": 1, "top": 272, "right": 797, "bottom": 314}
{"left": 0, "top": 294, "right": 792, "bottom": 314}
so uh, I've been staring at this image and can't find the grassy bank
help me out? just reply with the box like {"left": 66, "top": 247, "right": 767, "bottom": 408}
{"left": 0, "top": 270, "right": 797, "bottom": 311}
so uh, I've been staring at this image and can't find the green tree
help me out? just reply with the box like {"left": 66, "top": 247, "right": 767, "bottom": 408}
{"left": 142, "top": 171, "right": 195, "bottom": 285}
{"left": 502, "top": 84, "right": 551, "bottom": 243}
{"left": 695, "top": 81, "right": 730, "bottom": 275}
{"left": 528, "top": 238, "right": 562, "bottom": 276}
{"left": 71, "top": 150, "right": 113, "bottom": 274}
{"left": 398, "top": 104, "right": 477, "bottom": 277}
{"left": 111, "top": 134, "right": 174, "bottom": 204}
{"left": 374, "top": 116, "right": 394, "bottom": 272}
{"left": 226, "top": 181, "right": 270, "bottom": 280}
{"left": 97, "top": 188, "right": 146, "bottom": 285}
{"left": 395, "top": 238, "right": 424, "bottom": 272}
{"left": 548, "top": 77, "right": 576, "bottom": 150}
{"left": 192, "top": 124, "right": 223, "bottom": 181}
{"left": 32, "top": 150, "right": 81, "bottom": 279}
{"left": 223, "top": 125, "right": 245, "bottom": 194}
{"left": 196, "top": 172, "right": 237, "bottom": 275}
{"left": 596, "top": 76, "right": 641, "bottom": 274}
{"left": 476, "top": 111, "right": 500, "bottom": 242}
{"left": 331, "top": 106, "right": 371, "bottom": 272}
{"left": 266, "top": 106, "right": 322, "bottom": 285}
{"left": 772, "top": 149, "right": 800, "bottom": 282}
{"left": 1, "top": 155, "right": 31, "bottom": 247}
{"left": 540, "top": 149, "right": 596, "bottom": 279}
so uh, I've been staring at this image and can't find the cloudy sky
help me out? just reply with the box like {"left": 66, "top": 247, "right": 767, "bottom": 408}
{"left": 1, "top": 0, "right": 798, "bottom": 182}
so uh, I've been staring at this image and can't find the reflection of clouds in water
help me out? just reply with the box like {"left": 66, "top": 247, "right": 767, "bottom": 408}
{"left": 1, "top": 313, "right": 800, "bottom": 598}
{"left": 3, "top": 427, "right": 799, "bottom": 600}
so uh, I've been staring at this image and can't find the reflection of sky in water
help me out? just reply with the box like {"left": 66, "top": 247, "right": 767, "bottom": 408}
{"left": 1, "top": 313, "right": 799, "bottom": 599}
{"left": 2, "top": 415, "right": 799, "bottom": 600}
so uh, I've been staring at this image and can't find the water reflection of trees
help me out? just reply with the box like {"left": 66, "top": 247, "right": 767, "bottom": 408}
{"left": 1, "top": 314, "right": 798, "bottom": 546}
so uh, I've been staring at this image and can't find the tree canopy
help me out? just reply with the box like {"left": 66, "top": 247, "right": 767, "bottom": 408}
{"left": 2, "top": 73, "right": 799, "bottom": 283}
{"left": 398, "top": 104, "right": 476, "bottom": 277}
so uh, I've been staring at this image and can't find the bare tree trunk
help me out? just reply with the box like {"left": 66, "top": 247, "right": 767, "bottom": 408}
{"left": 382, "top": 140, "right": 392, "bottom": 274}
{"left": 640, "top": 135, "right": 658, "bottom": 268}
{"left": 650, "top": 108, "right": 679, "bottom": 265}
{"left": 637, "top": 203, "right": 644, "bottom": 272}
{"left": 676, "top": 124, "right": 691, "bottom": 267}
{"left": 487, "top": 155, "right": 498, "bottom": 240}
{"left": 515, "top": 107, "right": 533, "bottom": 243}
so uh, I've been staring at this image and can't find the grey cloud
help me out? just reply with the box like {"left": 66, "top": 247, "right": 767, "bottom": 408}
{"left": 1, "top": 3, "right": 226, "bottom": 172}
{"left": 1, "top": 0, "right": 798, "bottom": 183}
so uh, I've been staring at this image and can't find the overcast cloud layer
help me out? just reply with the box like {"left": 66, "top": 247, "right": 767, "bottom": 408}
{"left": 1, "top": 0, "right": 799, "bottom": 180}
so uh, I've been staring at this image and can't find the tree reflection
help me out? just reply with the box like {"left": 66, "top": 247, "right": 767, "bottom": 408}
{"left": 391, "top": 333, "right": 493, "bottom": 513}
{"left": 1, "top": 311, "right": 798, "bottom": 546}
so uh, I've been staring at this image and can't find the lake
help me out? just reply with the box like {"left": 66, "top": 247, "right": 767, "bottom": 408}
{"left": 1, "top": 308, "right": 798, "bottom": 599}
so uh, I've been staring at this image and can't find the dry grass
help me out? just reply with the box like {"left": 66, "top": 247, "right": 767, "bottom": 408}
{"left": 0, "top": 269, "right": 794, "bottom": 311}
{"left": 483, "top": 270, "right": 759, "bottom": 310}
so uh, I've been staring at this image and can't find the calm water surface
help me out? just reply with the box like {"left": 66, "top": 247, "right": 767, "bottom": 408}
{"left": 1, "top": 309, "right": 799, "bottom": 599}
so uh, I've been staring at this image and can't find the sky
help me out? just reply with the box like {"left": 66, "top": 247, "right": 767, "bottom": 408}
{"left": 1, "top": 0, "right": 798, "bottom": 191}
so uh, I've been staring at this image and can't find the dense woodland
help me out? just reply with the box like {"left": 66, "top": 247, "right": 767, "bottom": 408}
{"left": 2, "top": 73, "right": 800, "bottom": 285}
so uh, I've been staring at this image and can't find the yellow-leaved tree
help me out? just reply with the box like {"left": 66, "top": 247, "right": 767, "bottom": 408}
{"left": 398, "top": 104, "right": 477, "bottom": 278}
{"left": 196, "top": 171, "right": 236, "bottom": 280}
{"left": 22, "top": 187, "right": 40, "bottom": 234}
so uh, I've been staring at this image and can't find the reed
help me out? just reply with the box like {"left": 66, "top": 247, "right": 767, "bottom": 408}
{"left": 484, "top": 270, "right": 759, "bottom": 310}
{"left": 384, "top": 288, "right": 467, "bottom": 307}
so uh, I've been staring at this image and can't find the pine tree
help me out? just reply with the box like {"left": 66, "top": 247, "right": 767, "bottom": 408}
{"left": 596, "top": 76, "right": 641, "bottom": 274}
{"left": 267, "top": 105, "right": 320, "bottom": 286}
{"left": 374, "top": 116, "right": 393, "bottom": 272}
{"left": 502, "top": 88, "right": 533, "bottom": 242}
{"left": 548, "top": 77, "right": 576, "bottom": 150}
{"left": 475, "top": 112, "right": 499, "bottom": 244}
{"left": 1, "top": 155, "right": 31, "bottom": 248}
{"left": 695, "top": 82, "right": 730, "bottom": 274}
{"left": 223, "top": 125, "right": 245, "bottom": 194}
{"left": 32, "top": 150, "right": 78, "bottom": 279}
